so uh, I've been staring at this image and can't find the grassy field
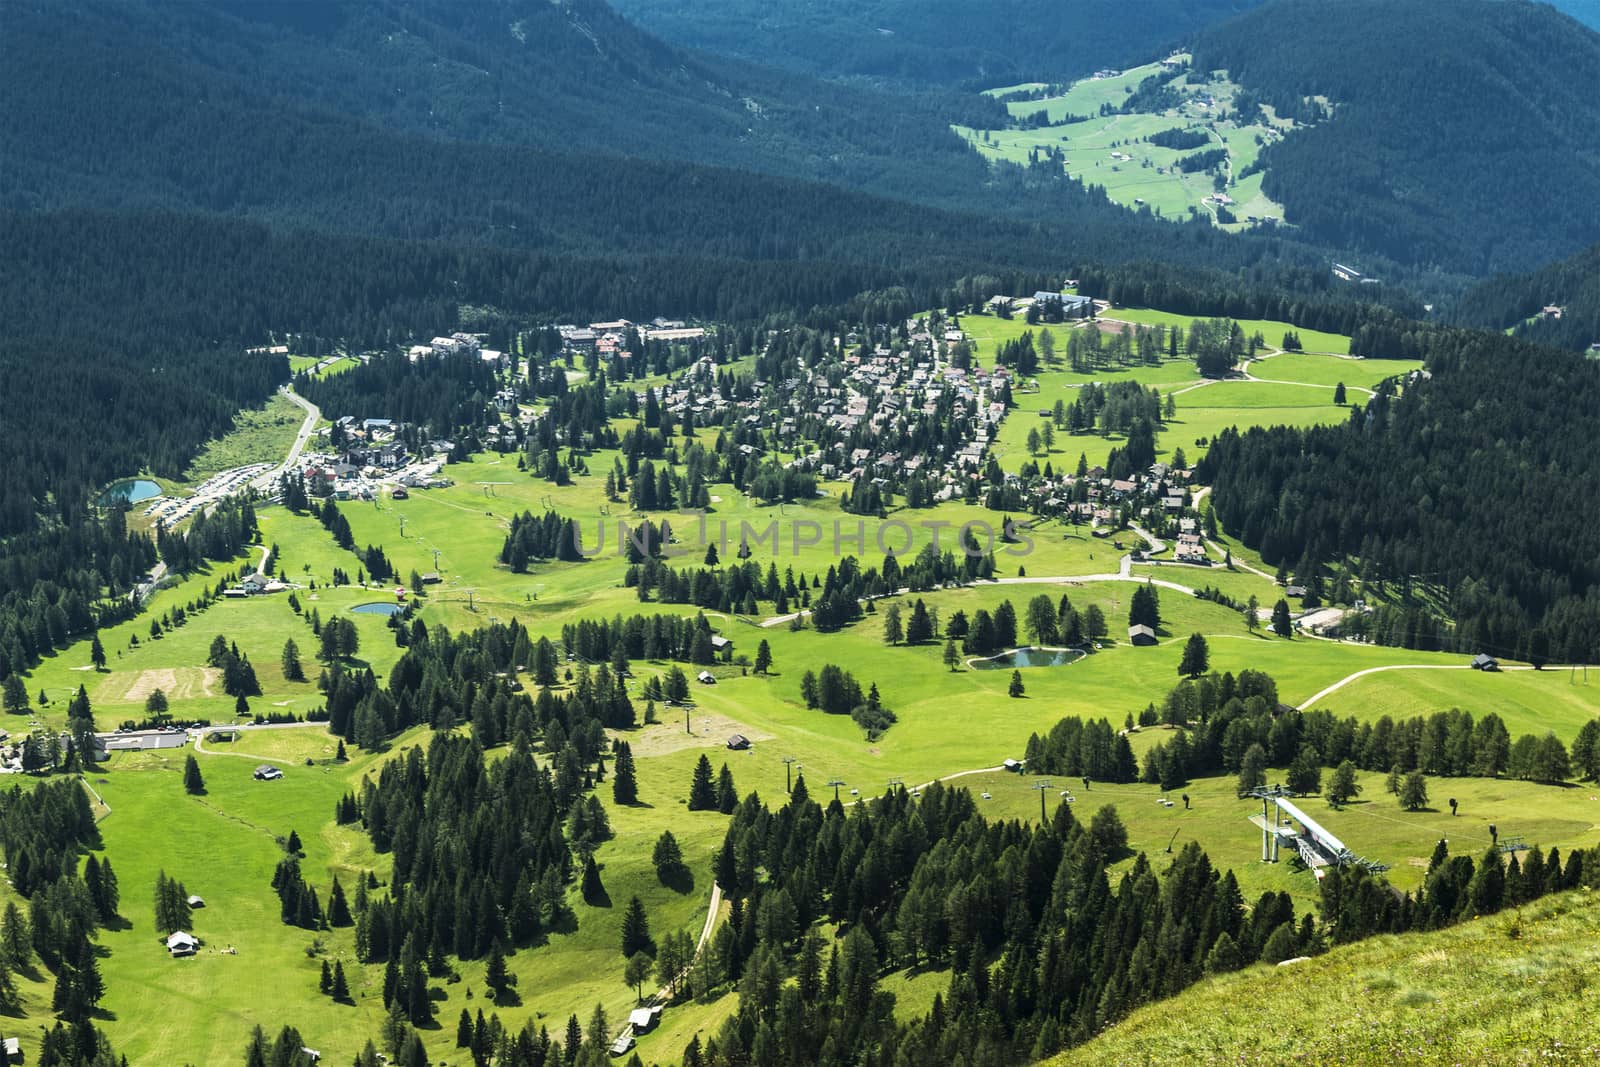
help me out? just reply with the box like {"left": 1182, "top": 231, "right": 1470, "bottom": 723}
{"left": 1313, "top": 665, "right": 1600, "bottom": 741}
{"left": 965, "top": 59, "right": 1292, "bottom": 228}
{"left": 953, "top": 308, "right": 1407, "bottom": 471}
{"left": 1046, "top": 888, "right": 1600, "bottom": 1066}
{"left": 183, "top": 392, "right": 305, "bottom": 482}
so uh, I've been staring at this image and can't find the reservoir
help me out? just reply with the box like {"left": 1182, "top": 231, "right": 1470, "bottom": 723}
{"left": 350, "top": 602, "right": 406, "bottom": 616}
{"left": 100, "top": 479, "right": 163, "bottom": 505}
{"left": 969, "top": 647, "right": 1087, "bottom": 670}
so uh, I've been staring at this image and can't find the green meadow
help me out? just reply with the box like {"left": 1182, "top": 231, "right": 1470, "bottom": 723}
{"left": 959, "top": 308, "right": 1395, "bottom": 471}
{"left": 965, "top": 58, "right": 1293, "bottom": 228}
{"left": 182, "top": 391, "right": 307, "bottom": 483}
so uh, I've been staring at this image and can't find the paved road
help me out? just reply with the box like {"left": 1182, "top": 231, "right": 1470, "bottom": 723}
{"left": 250, "top": 386, "right": 320, "bottom": 493}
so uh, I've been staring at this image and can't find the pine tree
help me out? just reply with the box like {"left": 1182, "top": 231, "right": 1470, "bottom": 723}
{"left": 331, "top": 960, "right": 350, "bottom": 1002}
{"left": 1237, "top": 743, "right": 1267, "bottom": 795}
{"left": 688, "top": 754, "right": 716, "bottom": 810}
{"left": 1400, "top": 770, "right": 1429, "bottom": 810}
{"left": 580, "top": 854, "right": 606, "bottom": 906}
{"left": 1008, "top": 670, "right": 1025, "bottom": 698}
{"left": 328, "top": 877, "right": 352, "bottom": 927}
{"left": 612, "top": 741, "right": 638, "bottom": 805}
{"left": 1204, "top": 931, "right": 1242, "bottom": 973}
{"left": 716, "top": 763, "right": 738, "bottom": 814}
{"left": 1326, "top": 760, "right": 1361, "bottom": 807}
{"left": 1178, "top": 633, "right": 1209, "bottom": 677}
{"left": 620, "top": 896, "right": 652, "bottom": 958}
{"left": 286, "top": 829, "right": 303, "bottom": 855}
{"left": 652, "top": 831, "right": 685, "bottom": 884}
{"left": 1271, "top": 598, "right": 1293, "bottom": 637}
{"left": 90, "top": 632, "right": 106, "bottom": 671}
{"left": 183, "top": 753, "right": 206, "bottom": 795}
{"left": 281, "top": 638, "right": 304, "bottom": 682}
{"left": 320, "top": 959, "right": 333, "bottom": 994}
{"left": 882, "top": 604, "right": 903, "bottom": 646}
{"left": 753, "top": 639, "right": 772, "bottom": 675}
{"left": 714, "top": 834, "right": 739, "bottom": 895}
{"left": 485, "top": 943, "right": 512, "bottom": 999}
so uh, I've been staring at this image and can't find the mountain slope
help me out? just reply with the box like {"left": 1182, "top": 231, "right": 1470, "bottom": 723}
{"left": 1047, "top": 890, "right": 1599, "bottom": 1066}
{"left": 4, "top": 0, "right": 1002, "bottom": 211}
{"left": 1192, "top": 0, "right": 1600, "bottom": 275}
{"left": 1454, "top": 240, "right": 1600, "bottom": 352}
{"left": 607, "top": 0, "right": 1264, "bottom": 86}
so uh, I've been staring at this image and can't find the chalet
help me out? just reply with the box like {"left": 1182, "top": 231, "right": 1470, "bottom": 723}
{"left": 709, "top": 635, "right": 732, "bottom": 653}
{"left": 697, "top": 671, "right": 716, "bottom": 685}
{"left": 186, "top": 895, "right": 206, "bottom": 909}
{"left": 1002, "top": 758, "right": 1024, "bottom": 773}
{"left": 166, "top": 931, "right": 199, "bottom": 957}
{"left": 627, "top": 1006, "right": 662, "bottom": 1033}
{"left": 253, "top": 765, "right": 283, "bottom": 781}
{"left": 1128, "top": 624, "right": 1158, "bottom": 647}
{"left": 727, "top": 735, "right": 751, "bottom": 751}
{"left": 3, "top": 1036, "right": 19, "bottom": 1063}
{"left": 609, "top": 1035, "right": 636, "bottom": 1056}
{"left": 421, "top": 572, "right": 442, "bottom": 585}
{"left": 1284, "top": 585, "right": 1308, "bottom": 598}
{"left": 1470, "top": 653, "right": 1499, "bottom": 672}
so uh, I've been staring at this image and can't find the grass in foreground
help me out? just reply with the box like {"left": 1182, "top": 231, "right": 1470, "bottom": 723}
{"left": 1046, "top": 888, "right": 1600, "bottom": 1066}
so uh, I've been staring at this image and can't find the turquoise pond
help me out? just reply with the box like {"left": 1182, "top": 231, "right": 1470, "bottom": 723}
{"left": 969, "top": 647, "right": 1087, "bottom": 670}
{"left": 99, "top": 479, "right": 162, "bottom": 505}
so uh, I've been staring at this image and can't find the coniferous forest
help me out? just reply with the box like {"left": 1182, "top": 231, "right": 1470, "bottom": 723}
{"left": 1200, "top": 323, "right": 1600, "bottom": 661}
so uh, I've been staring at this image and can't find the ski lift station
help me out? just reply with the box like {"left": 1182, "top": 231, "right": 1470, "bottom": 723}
{"left": 1248, "top": 788, "right": 1388, "bottom": 878}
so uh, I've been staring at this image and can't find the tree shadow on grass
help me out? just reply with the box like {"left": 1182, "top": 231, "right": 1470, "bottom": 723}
{"left": 658, "top": 865, "right": 695, "bottom": 895}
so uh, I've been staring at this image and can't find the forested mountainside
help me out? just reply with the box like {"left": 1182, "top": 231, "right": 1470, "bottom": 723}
{"left": 1453, "top": 240, "right": 1600, "bottom": 353}
{"left": 1190, "top": 0, "right": 1600, "bottom": 276}
{"left": 607, "top": 0, "right": 1262, "bottom": 86}
{"left": 1198, "top": 322, "right": 1600, "bottom": 663}
{"left": 4, "top": 0, "right": 1006, "bottom": 214}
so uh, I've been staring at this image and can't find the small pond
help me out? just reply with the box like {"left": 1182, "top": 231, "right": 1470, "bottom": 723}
{"left": 969, "top": 646, "right": 1087, "bottom": 670}
{"left": 99, "top": 479, "right": 163, "bottom": 505}
{"left": 350, "top": 602, "right": 406, "bottom": 616}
